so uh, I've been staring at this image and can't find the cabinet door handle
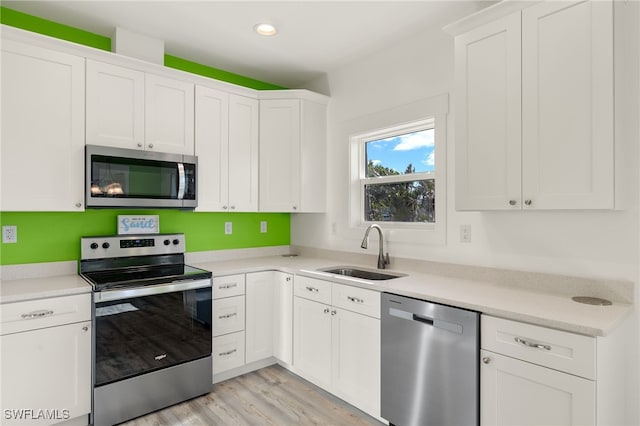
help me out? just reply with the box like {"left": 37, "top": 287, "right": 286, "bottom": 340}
{"left": 218, "top": 312, "right": 237, "bottom": 319}
{"left": 75, "top": 202, "right": 82, "bottom": 208}
{"left": 219, "top": 349, "right": 237, "bottom": 356}
{"left": 331, "top": 309, "right": 337, "bottom": 316}
{"left": 219, "top": 283, "right": 237, "bottom": 290}
{"left": 223, "top": 205, "right": 228, "bottom": 210}
{"left": 347, "top": 296, "right": 364, "bottom": 304}
{"left": 508, "top": 200, "right": 517, "bottom": 206}
{"left": 324, "top": 308, "right": 330, "bottom": 314}
{"left": 148, "top": 143, "right": 154, "bottom": 149}
{"left": 286, "top": 277, "right": 292, "bottom": 282}
{"left": 482, "top": 357, "right": 491, "bottom": 364}
{"left": 524, "top": 199, "right": 533, "bottom": 206}
{"left": 21, "top": 309, "right": 54, "bottom": 319}
{"left": 305, "top": 286, "right": 319, "bottom": 293}
{"left": 137, "top": 143, "right": 143, "bottom": 148}
{"left": 514, "top": 336, "right": 551, "bottom": 351}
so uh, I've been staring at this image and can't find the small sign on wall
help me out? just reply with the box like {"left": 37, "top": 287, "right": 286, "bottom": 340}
{"left": 118, "top": 215, "right": 159, "bottom": 235}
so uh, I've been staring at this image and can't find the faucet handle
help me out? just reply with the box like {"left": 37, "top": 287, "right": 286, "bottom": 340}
{"left": 384, "top": 253, "right": 390, "bottom": 265}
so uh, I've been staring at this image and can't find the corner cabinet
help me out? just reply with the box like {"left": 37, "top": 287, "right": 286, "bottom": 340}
{"left": 195, "top": 86, "right": 259, "bottom": 212}
{"left": 1, "top": 40, "right": 85, "bottom": 211}
{"left": 452, "top": 0, "right": 614, "bottom": 210}
{"left": 259, "top": 91, "right": 328, "bottom": 212}
{"left": 86, "top": 59, "right": 195, "bottom": 155}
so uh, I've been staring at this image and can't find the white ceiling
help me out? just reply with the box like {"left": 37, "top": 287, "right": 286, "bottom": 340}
{"left": 2, "top": 1, "right": 493, "bottom": 88}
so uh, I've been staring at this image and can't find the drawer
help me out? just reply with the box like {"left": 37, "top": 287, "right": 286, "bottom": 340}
{"left": 213, "top": 331, "right": 245, "bottom": 374}
{"left": 1, "top": 293, "right": 91, "bottom": 335}
{"left": 481, "top": 315, "right": 595, "bottom": 380}
{"left": 212, "top": 274, "right": 245, "bottom": 299}
{"left": 332, "top": 283, "right": 380, "bottom": 319}
{"left": 213, "top": 295, "right": 245, "bottom": 337}
{"left": 294, "top": 275, "right": 332, "bottom": 305}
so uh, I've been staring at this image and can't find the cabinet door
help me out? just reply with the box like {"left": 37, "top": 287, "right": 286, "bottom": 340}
{"left": 228, "top": 94, "right": 259, "bottom": 212}
{"left": 273, "top": 272, "right": 293, "bottom": 365}
{"left": 481, "top": 350, "right": 595, "bottom": 426}
{"left": 245, "top": 271, "right": 274, "bottom": 363}
{"left": 86, "top": 60, "right": 145, "bottom": 150}
{"left": 1, "top": 321, "right": 91, "bottom": 421}
{"left": 293, "top": 296, "right": 331, "bottom": 389}
{"left": 522, "top": 0, "right": 613, "bottom": 209}
{"left": 259, "top": 99, "right": 301, "bottom": 212}
{"left": 1, "top": 40, "right": 85, "bottom": 211}
{"left": 145, "top": 73, "right": 195, "bottom": 155}
{"left": 332, "top": 308, "right": 380, "bottom": 418}
{"left": 195, "top": 85, "right": 229, "bottom": 211}
{"left": 454, "top": 12, "right": 522, "bottom": 211}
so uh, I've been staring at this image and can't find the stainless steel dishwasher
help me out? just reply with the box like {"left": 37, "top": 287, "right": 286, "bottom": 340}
{"left": 381, "top": 292, "right": 480, "bottom": 426}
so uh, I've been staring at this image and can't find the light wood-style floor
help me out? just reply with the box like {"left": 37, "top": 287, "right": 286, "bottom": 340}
{"left": 120, "top": 365, "right": 383, "bottom": 426}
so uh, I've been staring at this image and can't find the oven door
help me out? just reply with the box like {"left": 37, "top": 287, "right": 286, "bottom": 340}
{"left": 93, "top": 279, "right": 212, "bottom": 387}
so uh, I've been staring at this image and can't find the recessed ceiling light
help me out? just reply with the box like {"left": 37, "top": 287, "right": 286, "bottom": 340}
{"left": 254, "top": 23, "right": 277, "bottom": 36}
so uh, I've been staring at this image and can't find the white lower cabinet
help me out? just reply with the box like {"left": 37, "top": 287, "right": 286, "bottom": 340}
{"left": 293, "top": 276, "right": 380, "bottom": 418}
{"left": 481, "top": 350, "right": 595, "bottom": 426}
{"left": 480, "top": 315, "right": 610, "bottom": 426}
{"left": 212, "top": 274, "right": 246, "bottom": 376}
{"left": 0, "top": 293, "right": 91, "bottom": 425}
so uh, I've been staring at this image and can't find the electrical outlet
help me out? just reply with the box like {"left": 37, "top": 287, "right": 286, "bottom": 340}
{"left": 2, "top": 225, "right": 17, "bottom": 243}
{"left": 225, "top": 222, "right": 233, "bottom": 235}
{"left": 460, "top": 225, "right": 471, "bottom": 243}
{"left": 260, "top": 221, "right": 267, "bottom": 233}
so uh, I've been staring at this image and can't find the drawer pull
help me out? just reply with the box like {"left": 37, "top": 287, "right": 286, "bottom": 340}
{"left": 347, "top": 296, "right": 364, "bottom": 304}
{"left": 218, "top": 312, "right": 237, "bottom": 320}
{"left": 514, "top": 336, "right": 551, "bottom": 351}
{"left": 21, "top": 310, "right": 54, "bottom": 319}
{"left": 305, "top": 286, "right": 319, "bottom": 293}
{"left": 219, "top": 349, "right": 237, "bottom": 356}
{"left": 219, "top": 283, "right": 238, "bottom": 290}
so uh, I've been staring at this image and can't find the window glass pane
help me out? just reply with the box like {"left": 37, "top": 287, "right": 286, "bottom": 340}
{"left": 364, "top": 180, "right": 435, "bottom": 223}
{"left": 365, "top": 128, "right": 434, "bottom": 177}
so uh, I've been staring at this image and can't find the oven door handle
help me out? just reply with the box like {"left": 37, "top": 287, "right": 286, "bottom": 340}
{"left": 94, "top": 279, "right": 211, "bottom": 303}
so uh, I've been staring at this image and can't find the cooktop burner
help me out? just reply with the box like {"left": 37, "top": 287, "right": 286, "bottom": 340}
{"left": 79, "top": 233, "right": 212, "bottom": 292}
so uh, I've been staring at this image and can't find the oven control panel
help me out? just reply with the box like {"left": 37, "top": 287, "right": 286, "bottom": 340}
{"left": 81, "top": 234, "right": 185, "bottom": 260}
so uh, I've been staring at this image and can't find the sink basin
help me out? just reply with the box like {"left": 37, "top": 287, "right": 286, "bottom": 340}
{"left": 319, "top": 266, "right": 405, "bottom": 281}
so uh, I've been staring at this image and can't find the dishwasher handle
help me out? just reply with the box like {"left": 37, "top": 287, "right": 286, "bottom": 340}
{"left": 412, "top": 313, "right": 434, "bottom": 325}
{"left": 389, "top": 307, "right": 463, "bottom": 334}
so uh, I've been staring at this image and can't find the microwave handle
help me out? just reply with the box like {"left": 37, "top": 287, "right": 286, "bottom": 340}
{"left": 177, "top": 163, "right": 186, "bottom": 200}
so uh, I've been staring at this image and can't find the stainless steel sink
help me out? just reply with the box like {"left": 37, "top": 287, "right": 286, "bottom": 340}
{"left": 318, "top": 266, "right": 405, "bottom": 281}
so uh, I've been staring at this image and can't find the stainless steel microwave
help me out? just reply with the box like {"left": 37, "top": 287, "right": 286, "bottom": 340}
{"left": 86, "top": 145, "right": 197, "bottom": 209}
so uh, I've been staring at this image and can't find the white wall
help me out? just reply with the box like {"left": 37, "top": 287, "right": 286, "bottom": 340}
{"left": 294, "top": 1, "right": 640, "bottom": 423}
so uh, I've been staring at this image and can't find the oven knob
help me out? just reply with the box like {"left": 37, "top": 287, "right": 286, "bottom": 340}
{"left": 164, "top": 239, "right": 170, "bottom": 246}
{"left": 90, "top": 242, "right": 99, "bottom": 250}
{"left": 172, "top": 239, "right": 180, "bottom": 245}
{"left": 102, "top": 242, "right": 110, "bottom": 249}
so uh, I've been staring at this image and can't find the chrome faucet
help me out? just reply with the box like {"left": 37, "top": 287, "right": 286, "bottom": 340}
{"left": 361, "top": 224, "right": 390, "bottom": 269}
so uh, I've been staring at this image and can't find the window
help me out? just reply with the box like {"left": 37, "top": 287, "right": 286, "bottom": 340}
{"left": 348, "top": 94, "right": 447, "bottom": 245}
{"left": 362, "top": 122, "right": 435, "bottom": 223}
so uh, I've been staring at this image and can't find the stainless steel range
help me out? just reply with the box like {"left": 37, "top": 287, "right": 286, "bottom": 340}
{"left": 79, "top": 234, "right": 212, "bottom": 426}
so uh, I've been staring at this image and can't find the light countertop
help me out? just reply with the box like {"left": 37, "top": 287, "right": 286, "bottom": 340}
{"left": 1, "top": 250, "right": 632, "bottom": 337}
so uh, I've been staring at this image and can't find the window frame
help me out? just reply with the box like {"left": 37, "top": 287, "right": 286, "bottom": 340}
{"left": 358, "top": 119, "right": 436, "bottom": 226}
{"left": 347, "top": 94, "right": 448, "bottom": 245}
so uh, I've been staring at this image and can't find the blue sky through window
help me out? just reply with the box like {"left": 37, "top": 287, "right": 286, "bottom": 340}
{"left": 365, "top": 128, "right": 434, "bottom": 175}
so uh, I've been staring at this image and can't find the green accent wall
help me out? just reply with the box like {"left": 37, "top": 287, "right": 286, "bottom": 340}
{"left": 0, "top": 6, "right": 286, "bottom": 90}
{"left": 0, "top": 211, "right": 290, "bottom": 265}
{"left": 0, "top": 7, "right": 292, "bottom": 266}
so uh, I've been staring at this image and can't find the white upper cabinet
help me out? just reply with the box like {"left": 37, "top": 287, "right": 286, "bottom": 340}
{"left": 521, "top": 1, "right": 613, "bottom": 209}
{"left": 1, "top": 40, "right": 85, "bottom": 211}
{"left": 145, "top": 73, "right": 195, "bottom": 155}
{"left": 453, "top": 0, "right": 614, "bottom": 210}
{"left": 196, "top": 86, "right": 259, "bottom": 212}
{"left": 259, "top": 93, "right": 327, "bottom": 212}
{"left": 454, "top": 12, "right": 522, "bottom": 211}
{"left": 86, "top": 60, "right": 145, "bottom": 150}
{"left": 86, "top": 60, "right": 195, "bottom": 155}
